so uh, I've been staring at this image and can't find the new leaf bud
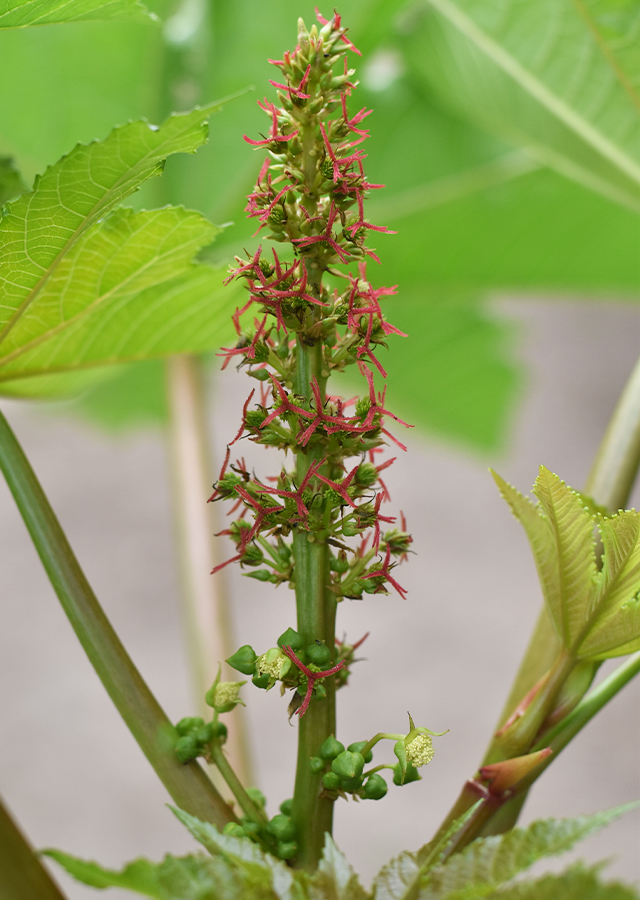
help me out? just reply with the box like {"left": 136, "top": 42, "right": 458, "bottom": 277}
{"left": 226, "top": 645, "right": 258, "bottom": 675}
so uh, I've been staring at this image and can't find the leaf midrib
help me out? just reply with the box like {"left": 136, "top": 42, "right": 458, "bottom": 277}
{"left": 0, "top": 107, "right": 218, "bottom": 348}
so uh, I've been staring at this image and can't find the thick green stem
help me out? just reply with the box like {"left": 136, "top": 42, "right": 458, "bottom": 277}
{"left": 291, "top": 335, "right": 336, "bottom": 870}
{"left": 0, "top": 408, "right": 235, "bottom": 829}
{"left": 0, "top": 794, "right": 69, "bottom": 900}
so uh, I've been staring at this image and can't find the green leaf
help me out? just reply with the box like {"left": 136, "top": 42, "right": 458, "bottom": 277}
{"left": 492, "top": 467, "right": 597, "bottom": 651}
{"left": 0, "top": 156, "right": 28, "bottom": 205}
{"left": 578, "top": 510, "right": 640, "bottom": 659}
{"left": 45, "top": 846, "right": 293, "bottom": 900}
{"left": 481, "top": 862, "right": 640, "bottom": 900}
{"left": 407, "top": 0, "right": 640, "bottom": 210}
{"left": 43, "top": 849, "right": 166, "bottom": 897}
{"left": 311, "top": 834, "right": 369, "bottom": 900}
{"left": 0, "top": 0, "right": 154, "bottom": 29}
{"left": 417, "top": 806, "right": 634, "bottom": 899}
{"left": 170, "top": 807, "right": 298, "bottom": 900}
{"left": 0, "top": 105, "right": 245, "bottom": 394}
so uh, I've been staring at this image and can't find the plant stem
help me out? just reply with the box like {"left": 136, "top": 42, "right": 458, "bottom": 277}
{"left": 291, "top": 333, "right": 336, "bottom": 870}
{"left": 208, "top": 741, "right": 267, "bottom": 826}
{"left": 0, "top": 794, "right": 69, "bottom": 900}
{"left": 0, "top": 408, "right": 235, "bottom": 829}
{"left": 166, "top": 354, "right": 254, "bottom": 790}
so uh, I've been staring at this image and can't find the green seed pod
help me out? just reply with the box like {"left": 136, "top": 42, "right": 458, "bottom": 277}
{"left": 245, "top": 568, "right": 274, "bottom": 582}
{"left": 226, "top": 645, "right": 258, "bottom": 675}
{"left": 277, "top": 627, "right": 304, "bottom": 650}
{"left": 276, "top": 342, "right": 290, "bottom": 360}
{"left": 252, "top": 672, "right": 271, "bottom": 689}
{"left": 322, "top": 771, "right": 341, "bottom": 791}
{"left": 306, "top": 642, "right": 332, "bottom": 667}
{"left": 309, "top": 756, "right": 326, "bottom": 774}
{"left": 267, "top": 813, "right": 297, "bottom": 842}
{"left": 222, "top": 822, "right": 246, "bottom": 838}
{"left": 248, "top": 368, "right": 271, "bottom": 381}
{"left": 331, "top": 553, "right": 350, "bottom": 574}
{"left": 279, "top": 798, "right": 293, "bottom": 816}
{"left": 277, "top": 840, "right": 297, "bottom": 860}
{"left": 175, "top": 735, "right": 200, "bottom": 764}
{"left": 364, "top": 774, "right": 388, "bottom": 800}
{"left": 347, "top": 741, "right": 373, "bottom": 764}
{"left": 331, "top": 750, "right": 365, "bottom": 780}
{"left": 319, "top": 735, "right": 345, "bottom": 760}
{"left": 339, "top": 775, "right": 363, "bottom": 792}
{"left": 246, "top": 787, "right": 267, "bottom": 809}
{"left": 175, "top": 716, "right": 204, "bottom": 737}
{"left": 393, "top": 762, "right": 422, "bottom": 786}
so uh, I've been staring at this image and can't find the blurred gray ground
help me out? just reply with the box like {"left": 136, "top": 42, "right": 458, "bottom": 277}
{"left": 0, "top": 299, "right": 639, "bottom": 899}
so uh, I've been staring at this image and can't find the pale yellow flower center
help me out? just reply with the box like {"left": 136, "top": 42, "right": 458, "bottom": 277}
{"left": 405, "top": 733, "right": 434, "bottom": 768}
{"left": 213, "top": 682, "right": 242, "bottom": 707}
{"left": 257, "top": 650, "right": 285, "bottom": 678}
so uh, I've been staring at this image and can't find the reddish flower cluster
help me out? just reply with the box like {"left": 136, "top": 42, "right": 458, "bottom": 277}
{"left": 212, "top": 11, "right": 412, "bottom": 603}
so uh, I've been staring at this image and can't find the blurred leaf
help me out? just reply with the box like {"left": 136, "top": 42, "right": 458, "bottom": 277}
{"left": 311, "top": 834, "right": 369, "bottom": 900}
{"left": 0, "top": 155, "right": 27, "bottom": 204}
{"left": 0, "top": 0, "right": 154, "bottom": 28}
{"left": 401, "top": 0, "right": 640, "bottom": 210}
{"left": 0, "top": 104, "right": 246, "bottom": 394}
{"left": 417, "top": 806, "right": 634, "bottom": 899}
{"left": 480, "top": 863, "right": 640, "bottom": 900}
{"left": 44, "top": 849, "right": 165, "bottom": 897}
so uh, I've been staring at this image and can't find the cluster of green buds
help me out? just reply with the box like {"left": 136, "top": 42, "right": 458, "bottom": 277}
{"left": 223, "top": 795, "right": 299, "bottom": 861}
{"left": 227, "top": 626, "right": 354, "bottom": 718}
{"left": 309, "top": 714, "right": 447, "bottom": 802}
{"left": 210, "top": 9, "right": 413, "bottom": 608}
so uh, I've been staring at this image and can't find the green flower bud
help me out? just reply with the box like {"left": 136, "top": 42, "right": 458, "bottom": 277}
{"left": 222, "top": 822, "right": 247, "bottom": 838}
{"left": 279, "top": 798, "right": 293, "bottom": 816}
{"left": 309, "top": 756, "right": 326, "bottom": 774}
{"left": 306, "top": 641, "right": 332, "bottom": 667}
{"left": 246, "top": 787, "right": 266, "bottom": 809}
{"left": 277, "top": 840, "right": 297, "bottom": 860}
{"left": 252, "top": 672, "right": 270, "bottom": 689}
{"left": 256, "top": 647, "right": 291, "bottom": 681}
{"left": 355, "top": 462, "right": 378, "bottom": 487}
{"left": 205, "top": 679, "right": 246, "bottom": 713}
{"left": 364, "top": 774, "right": 388, "bottom": 800}
{"left": 330, "top": 553, "right": 349, "bottom": 574}
{"left": 313, "top": 682, "right": 327, "bottom": 701}
{"left": 175, "top": 716, "right": 204, "bottom": 736}
{"left": 245, "top": 568, "right": 275, "bottom": 582}
{"left": 277, "top": 627, "right": 304, "bottom": 650}
{"left": 212, "top": 722, "right": 228, "bottom": 742}
{"left": 331, "top": 750, "right": 365, "bottom": 780}
{"left": 246, "top": 409, "right": 268, "bottom": 428}
{"left": 193, "top": 723, "right": 215, "bottom": 744}
{"left": 393, "top": 762, "right": 421, "bottom": 786}
{"left": 322, "top": 771, "right": 341, "bottom": 791}
{"left": 240, "top": 544, "right": 264, "bottom": 566}
{"left": 267, "top": 814, "right": 297, "bottom": 842}
{"left": 319, "top": 736, "right": 345, "bottom": 760}
{"left": 227, "top": 645, "right": 258, "bottom": 676}
{"left": 248, "top": 368, "right": 271, "bottom": 381}
{"left": 347, "top": 741, "right": 373, "bottom": 764}
{"left": 340, "top": 776, "right": 364, "bottom": 792}
{"left": 175, "top": 735, "right": 200, "bottom": 764}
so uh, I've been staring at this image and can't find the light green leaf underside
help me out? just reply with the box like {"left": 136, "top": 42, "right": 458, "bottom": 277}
{"left": 480, "top": 863, "right": 639, "bottom": 900}
{"left": 491, "top": 467, "right": 596, "bottom": 649}
{"left": 421, "top": 0, "right": 640, "bottom": 208}
{"left": 43, "top": 848, "right": 166, "bottom": 898}
{"left": 312, "top": 834, "right": 369, "bottom": 900}
{"left": 372, "top": 850, "right": 422, "bottom": 900}
{"left": 171, "top": 807, "right": 297, "bottom": 900}
{"left": 580, "top": 510, "right": 640, "bottom": 659}
{"left": 0, "top": 0, "right": 153, "bottom": 28}
{"left": 493, "top": 467, "right": 640, "bottom": 659}
{"left": 418, "top": 806, "right": 632, "bottom": 899}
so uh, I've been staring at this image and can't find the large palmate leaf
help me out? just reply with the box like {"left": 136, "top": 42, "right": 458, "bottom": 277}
{"left": 0, "top": 0, "right": 152, "bottom": 28}
{"left": 405, "top": 0, "right": 640, "bottom": 210}
{"left": 493, "top": 467, "right": 640, "bottom": 659}
{"left": 0, "top": 103, "right": 244, "bottom": 395}
{"left": 310, "top": 834, "right": 369, "bottom": 900}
